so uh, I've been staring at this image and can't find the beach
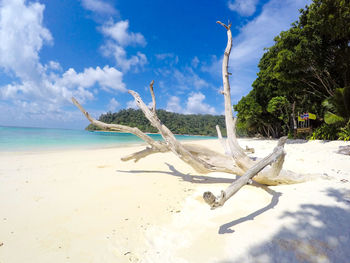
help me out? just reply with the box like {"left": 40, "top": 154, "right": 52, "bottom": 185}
{"left": 1, "top": 138, "right": 350, "bottom": 263}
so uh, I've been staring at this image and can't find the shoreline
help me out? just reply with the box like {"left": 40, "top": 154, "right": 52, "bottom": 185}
{"left": 1, "top": 139, "right": 349, "bottom": 262}
{"left": 1, "top": 136, "right": 347, "bottom": 154}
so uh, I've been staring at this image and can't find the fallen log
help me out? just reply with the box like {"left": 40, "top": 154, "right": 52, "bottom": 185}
{"left": 72, "top": 20, "right": 312, "bottom": 208}
{"left": 203, "top": 136, "right": 287, "bottom": 208}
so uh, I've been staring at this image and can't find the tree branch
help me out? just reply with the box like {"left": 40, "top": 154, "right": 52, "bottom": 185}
{"left": 149, "top": 80, "right": 157, "bottom": 114}
{"left": 203, "top": 137, "right": 287, "bottom": 208}
{"left": 218, "top": 21, "right": 254, "bottom": 171}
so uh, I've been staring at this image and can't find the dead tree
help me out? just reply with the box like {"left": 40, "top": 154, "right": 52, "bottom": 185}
{"left": 72, "top": 21, "right": 311, "bottom": 208}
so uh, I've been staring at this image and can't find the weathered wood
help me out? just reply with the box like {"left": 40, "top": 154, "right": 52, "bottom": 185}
{"left": 121, "top": 146, "right": 166, "bottom": 162}
{"left": 217, "top": 21, "right": 253, "bottom": 171}
{"left": 72, "top": 98, "right": 167, "bottom": 151}
{"left": 216, "top": 125, "right": 230, "bottom": 155}
{"left": 72, "top": 21, "right": 314, "bottom": 200}
{"left": 245, "top": 146, "right": 255, "bottom": 154}
{"left": 203, "top": 137, "right": 287, "bottom": 208}
{"left": 149, "top": 80, "right": 157, "bottom": 114}
{"left": 128, "top": 88, "right": 216, "bottom": 174}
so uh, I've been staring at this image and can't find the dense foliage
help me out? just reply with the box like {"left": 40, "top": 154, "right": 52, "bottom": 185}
{"left": 86, "top": 109, "right": 226, "bottom": 136}
{"left": 234, "top": 0, "right": 350, "bottom": 140}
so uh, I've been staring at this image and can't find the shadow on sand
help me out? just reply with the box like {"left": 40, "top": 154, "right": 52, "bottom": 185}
{"left": 226, "top": 187, "right": 350, "bottom": 263}
{"left": 118, "top": 164, "right": 285, "bottom": 236}
{"left": 219, "top": 186, "right": 282, "bottom": 234}
{"left": 117, "top": 163, "right": 237, "bottom": 184}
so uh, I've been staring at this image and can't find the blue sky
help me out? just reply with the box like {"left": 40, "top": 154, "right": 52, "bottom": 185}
{"left": 0, "top": 0, "right": 310, "bottom": 129}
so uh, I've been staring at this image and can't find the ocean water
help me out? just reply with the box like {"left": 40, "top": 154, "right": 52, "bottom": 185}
{"left": 0, "top": 126, "right": 215, "bottom": 151}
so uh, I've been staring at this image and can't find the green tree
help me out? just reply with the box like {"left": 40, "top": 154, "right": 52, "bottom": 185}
{"left": 235, "top": 0, "right": 350, "bottom": 139}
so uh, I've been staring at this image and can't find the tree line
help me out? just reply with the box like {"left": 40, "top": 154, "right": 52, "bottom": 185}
{"left": 86, "top": 108, "right": 227, "bottom": 137}
{"left": 234, "top": 0, "right": 349, "bottom": 140}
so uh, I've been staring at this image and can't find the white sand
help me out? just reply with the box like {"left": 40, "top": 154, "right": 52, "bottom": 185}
{"left": 0, "top": 139, "right": 349, "bottom": 263}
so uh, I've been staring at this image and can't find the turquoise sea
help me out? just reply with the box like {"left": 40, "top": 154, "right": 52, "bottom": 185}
{"left": 0, "top": 126, "right": 215, "bottom": 151}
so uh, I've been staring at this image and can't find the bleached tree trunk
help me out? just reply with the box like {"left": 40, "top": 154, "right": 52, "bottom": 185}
{"left": 72, "top": 21, "right": 313, "bottom": 208}
{"left": 204, "top": 136, "right": 287, "bottom": 208}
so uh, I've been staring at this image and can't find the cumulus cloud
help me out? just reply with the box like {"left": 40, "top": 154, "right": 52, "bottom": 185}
{"left": 228, "top": 0, "right": 258, "bottom": 16}
{"left": 166, "top": 96, "right": 183, "bottom": 113}
{"left": 1, "top": 65, "right": 125, "bottom": 105}
{"left": 163, "top": 67, "right": 209, "bottom": 91}
{"left": 0, "top": 0, "right": 126, "bottom": 127}
{"left": 126, "top": 100, "right": 138, "bottom": 109}
{"left": 185, "top": 92, "right": 216, "bottom": 114}
{"left": 0, "top": 0, "right": 52, "bottom": 82}
{"left": 166, "top": 92, "right": 216, "bottom": 115}
{"left": 108, "top": 98, "right": 120, "bottom": 112}
{"left": 57, "top": 66, "right": 125, "bottom": 93}
{"left": 102, "top": 43, "right": 147, "bottom": 72}
{"left": 101, "top": 20, "right": 147, "bottom": 72}
{"left": 101, "top": 20, "right": 146, "bottom": 47}
{"left": 81, "top": 0, "right": 117, "bottom": 15}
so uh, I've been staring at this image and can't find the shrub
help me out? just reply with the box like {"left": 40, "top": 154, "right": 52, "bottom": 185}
{"left": 338, "top": 123, "right": 350, "bottom": 141}
{"left": 309, "top": 124, "right": 339, "bottom": 140}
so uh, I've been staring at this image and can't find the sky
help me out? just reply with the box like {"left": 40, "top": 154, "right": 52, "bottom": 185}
{"left": 0, "top": 0, "right": 311, "bottom": 129}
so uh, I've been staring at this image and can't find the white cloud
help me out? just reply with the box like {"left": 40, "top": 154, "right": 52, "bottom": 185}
{"left": 57, "top": 66, "right": 126, "bottom": 93}
{"left": 171, "top": 68, "right": 209, "bottom": 91}
{"left": 228, "top": 0, "right": 258, "bottom": 16}
{"left": 101, "top": 20, "right": 146, "bottom": 47}
{"left": 155, "top": 53, "right": 179, "bottom": 66}
{"left": 0, "top": 0, "right": 126, "bottom": 127}
{"left": 191, "top": 56, "right": 200, "bottom": 68}
{"left": 102, "top": 43, "right": 147, "bottom": 72}
{"left": 155, "top": 53, "right": 175, "bottom": 60}
{"left": 46, "top": 61, "right": 62, "bottom": 71}
{"left": 81, "top": 0, "right": 117, "bottom": 15}
{"left": 126, "top": 100, "right": 138, "bottom": 109}
{"left": 166, "top": 96, "right": 183, "bottom": 113}
{"left": 108, "top": 98, "right": 120, "bottom": 112}
{"left": 101, "top": 20, "right": 147, "bottom": 71}
{"left": 0, "top": 0, "right": 52, "bottom": 82}
{"left": 166, "top": 93, "right": 216, "bottom": 115}
{"left": 185, "top": 92, "right": 216, "bottom": 115}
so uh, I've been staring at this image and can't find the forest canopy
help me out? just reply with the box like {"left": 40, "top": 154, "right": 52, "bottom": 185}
{"left": 234, "top": 0, "right": 350, "bottom": 140}
{"left": 86, "top": 109, "right": 226, "bottom": 137}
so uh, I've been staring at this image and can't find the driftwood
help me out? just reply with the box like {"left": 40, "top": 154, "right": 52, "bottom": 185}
{"left": 245, "top": 145, "right": 255, "bottom": 154}
{"left": 72, "top": 21, "right": 311, "bottom": 208}
{"left": 204, "top": 136, "right": 287, "bottom": 208}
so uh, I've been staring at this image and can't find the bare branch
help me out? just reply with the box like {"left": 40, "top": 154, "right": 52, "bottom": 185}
{"left": 72, "top": 22, "right": 314, "bottom": 193}
{"left": 149, "top": 80, "right": 156, "bottom": 114}
{"left": 216, "top": 125, "right": 230, "bottom": 155}
{"left": 216, "top": 21, "right": 231, "bottom": 30}
{"left": 217, "top": 21, "right": 253, "bottom": 171}
{"left": 128, "top": 89, "right": 218, "bottom": 174}
{"left": 72, "top": 97, "right": 167, "bottom": 151}
{"left": 203, "top": 137, "right": 287, "bottom": 208}
{"left": 121, "top": 146, "right": 168, "bottom": 162}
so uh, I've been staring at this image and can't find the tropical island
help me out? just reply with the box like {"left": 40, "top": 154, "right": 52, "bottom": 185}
{"left": 86, "top": 109, "right": 227, "bottom": 136}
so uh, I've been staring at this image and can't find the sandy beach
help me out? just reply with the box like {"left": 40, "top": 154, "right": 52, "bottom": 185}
{"left": 1, "top": 139, "right": 350, "bottom": 263}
